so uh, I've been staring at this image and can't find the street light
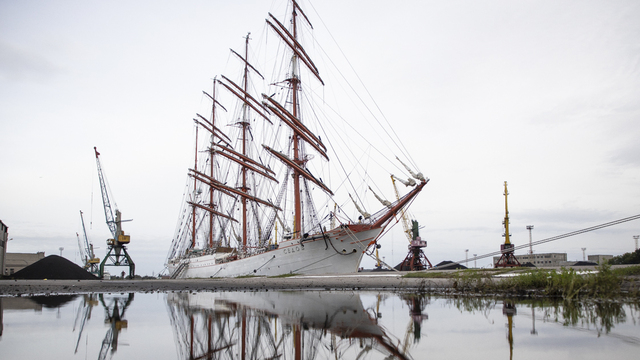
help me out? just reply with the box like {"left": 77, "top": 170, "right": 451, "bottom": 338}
{"left": 526, "top": 225, "right": 534, "bottom": 255}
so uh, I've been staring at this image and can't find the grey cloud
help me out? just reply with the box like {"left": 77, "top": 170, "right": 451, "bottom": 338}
{"left": 0, "top": 41, "right": 61, "bottom": 82}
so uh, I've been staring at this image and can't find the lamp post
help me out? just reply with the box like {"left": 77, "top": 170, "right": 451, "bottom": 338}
{"left": 526, "top": 225, "right": 534, "bottom": 255}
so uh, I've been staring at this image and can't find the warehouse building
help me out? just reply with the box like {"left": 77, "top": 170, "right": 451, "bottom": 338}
{"left": 0, "top": 220, "right": 7, "bottom": 277}
{"left": 588, "top": 254, "right": 613, "bottom": 264}
{"left": 493, "top": 252, "right": 567, "bottom": 267}
{"left": 4, "top": 252, "right": 45, "bottom": 276}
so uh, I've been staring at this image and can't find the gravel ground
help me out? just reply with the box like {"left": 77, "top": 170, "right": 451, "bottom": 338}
{"left": 2, "top": 266, "right": 637, "bottom": 297}
{"left": 0, "top": 274, "right": 455, "bottom": 296}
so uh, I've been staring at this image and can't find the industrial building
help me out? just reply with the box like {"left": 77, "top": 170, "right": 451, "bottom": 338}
{"left": 0, "top": 220, "right": 7, "bottom": 277}
{"left": 4, "top": 252, "right": 45, "bottom": 276}
{"left": 588, "top": 255, "right": 613, "bottom": 264}
{"left": 493, "top": 252, "right": 567, "bottom": 267}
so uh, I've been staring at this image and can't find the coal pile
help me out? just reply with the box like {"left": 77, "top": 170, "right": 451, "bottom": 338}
{"left": 30, "top": 295, "right": 79, "bottom": 308}
{"left": 434, "top": 261, "right": 468, "bottom": 270}
{"left": 12, "top": 255, "right": 99, "bottom": 280}
{"left": 572, "top": 261, "right": 598, "bottom": 266}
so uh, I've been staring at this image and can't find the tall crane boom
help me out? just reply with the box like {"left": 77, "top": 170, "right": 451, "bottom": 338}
{"left": 79, "top": 210, "right": 96, "bottom": 261}
{"left": 94, "top": 147, "right": 117, "bottom": 238}
{"left": 93, "top": 147, "right": 135, "bottom": 278}
{"left": 392, "top": 174, "right": 432, "bottom": 270}
{"left": 391, "top": 175, "right": 413, "bottom": 242}
{"left": 78, "top": 210, "right": 100, "bottom": 274}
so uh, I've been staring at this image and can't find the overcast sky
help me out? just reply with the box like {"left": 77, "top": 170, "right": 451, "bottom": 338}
{"left": 2, "top": 0, "right": 639, "bottom": 275}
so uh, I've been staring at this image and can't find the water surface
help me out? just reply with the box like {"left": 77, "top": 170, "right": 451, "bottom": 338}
{"left": 1, "top": 291, "right": 638, "bottom": 359}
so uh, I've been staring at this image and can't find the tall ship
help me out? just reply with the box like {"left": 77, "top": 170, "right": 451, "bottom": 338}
{"left": 165, "top": 0, "right": 428, "bottom": 278}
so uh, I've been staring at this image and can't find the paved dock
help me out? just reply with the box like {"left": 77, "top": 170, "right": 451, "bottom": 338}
{"left": 0, "top": 273, "right": 456, "bottom": 296}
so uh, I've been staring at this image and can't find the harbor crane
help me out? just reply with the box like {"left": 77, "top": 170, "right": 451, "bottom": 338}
{"left": 392, "top": 175, "right": 432, "bottom": 271}
{"left": 94, "top": 147, "right": 135, "bottom": 278}
{"left": 76, "top": 210, "right": 100, "bottom": 275}
{"left": 494, "top": 181, "right": 521, "bottom": 268}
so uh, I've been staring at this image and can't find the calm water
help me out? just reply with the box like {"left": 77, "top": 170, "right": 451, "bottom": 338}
{"left": 0, "top": 290, "right": 638, "bottom": 359}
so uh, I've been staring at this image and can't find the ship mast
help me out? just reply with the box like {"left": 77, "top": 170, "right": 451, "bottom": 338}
{"left": 211, "top": 35, "right": 279, "bottom": 253}
{"left": 290, "top": 7, "right": 302, "bottom": 238}
{"left": 262, "top": 1, "right": 328, "bottom": 238}
{"left": 208, "top": 80, "right": 218, "bottom": 248}
{"left": 191, "top": 126, "right": 198, "bottom": 249}
{"left": 241, "top": 33, "right": 251, "bottom": 251}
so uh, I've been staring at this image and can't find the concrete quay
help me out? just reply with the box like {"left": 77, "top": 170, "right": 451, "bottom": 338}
{"left": 0, "top": 273, "right": 455, "bottom": 296}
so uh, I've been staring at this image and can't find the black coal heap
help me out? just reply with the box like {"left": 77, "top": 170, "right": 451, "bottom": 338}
{"left": 12, "top": 255, "right": 99, "bottom": 280}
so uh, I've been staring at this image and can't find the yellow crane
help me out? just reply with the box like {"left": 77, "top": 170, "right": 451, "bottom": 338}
{"left": 77, "top": 210, "right": 100, "bottom": 275}
{"left": 391, "top": 175, "right": 413, "bottom": 242}
{"left": 94, "top": 147, "right": 135, "bottom": 278}
{"left": 494, "top": 181, "right": 521, "bottom": 267}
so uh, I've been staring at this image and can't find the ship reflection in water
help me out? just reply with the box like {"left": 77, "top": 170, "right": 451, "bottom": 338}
{"left": 1, "top": 291, "right": 639, "bottom": 359}
{"left": 166, "top": 291, "right": 415, "bottom": 360}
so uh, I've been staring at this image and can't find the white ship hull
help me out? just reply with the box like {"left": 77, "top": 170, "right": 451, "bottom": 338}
{"left": 168, "top": 225, "right": 381, "bottom": 278}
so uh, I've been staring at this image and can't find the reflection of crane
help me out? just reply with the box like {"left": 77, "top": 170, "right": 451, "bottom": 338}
{"left": 73, "top": 294, "right": 99, "bottom": 354}
{"left": 392, "top": 175, "right": 432, "bottom": 270}
{"left": 94, "top": 147, "right": 135, "bottom": 278}
{"left": 503, "top": 300, "right": 517, "bottom": 360}
{"left": 98, "top": 293, "right": 134, "bottom": 360}
{"left": 77, "top": 210, "right": 100, "bottom": 275}
{"left": 400, "top": 293, "right": 429, "bottom": 351}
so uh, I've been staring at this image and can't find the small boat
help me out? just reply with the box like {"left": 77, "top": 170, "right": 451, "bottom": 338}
{"left": 165, "top": 0, "right": 428, "bottom": 278}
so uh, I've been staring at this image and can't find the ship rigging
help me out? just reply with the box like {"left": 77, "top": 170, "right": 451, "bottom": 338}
{"left": 166, "top": 0, "right": 428, "bottom": 278}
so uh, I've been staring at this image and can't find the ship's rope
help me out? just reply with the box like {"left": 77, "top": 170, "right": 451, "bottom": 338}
{"left": 292, "top": 252, "right": 342, "bottom": 273}
{"left": 253, "top": 255, "right": 276, "bottom": 273}
{"left": 326, "top": 233, "right": 351, "bottom": 256}
{"left": 363, "top": 251, "right": 401, "bottom": 272}
{"left": 324, "top": 224, "right": 370, "bottom": 256}
{"left": 302, "top": 5, "right": 420, "bottom": 169}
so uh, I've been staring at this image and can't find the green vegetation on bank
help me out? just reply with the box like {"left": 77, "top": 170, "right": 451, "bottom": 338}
{"left": 404, "top": 265, "right": 640, "bottom": 299}
{"left": 612, "top": 265, "right": 640, "bottom": 276}
{"left": 608, "top": 249, "right": 640, "bottom": 265}
{"left": 233, "top": 273, "right": 299, "bottom": 278}
{"left": 403, "top": 268, "right": 512, "bottom": 279}
{"left": 269, "top": 273, "right": 299, "bottom": 278}
{"left": 496, "top": 265, "right": 622, "bottom": 299}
